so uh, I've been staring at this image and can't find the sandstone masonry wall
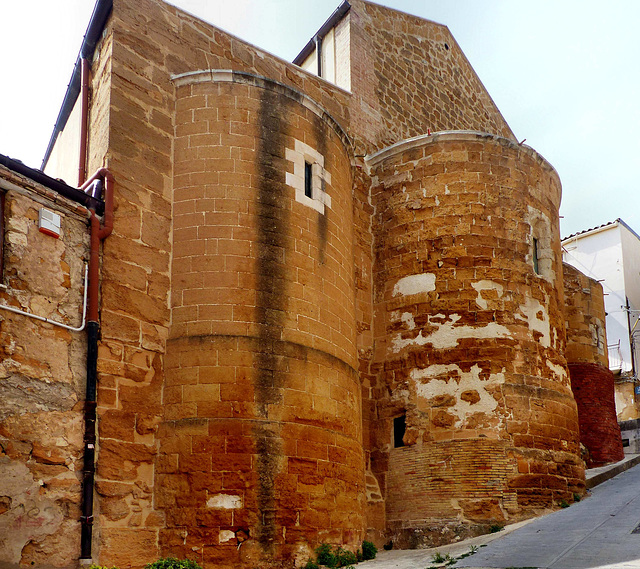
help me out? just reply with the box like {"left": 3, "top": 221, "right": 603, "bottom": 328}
{"left": 92, "top": 0, "right": 359, "bottom": 561}
{"left": 21, "top": 0, "right": 593, "bottom": 566}
{"left": 157, "top": 73, "right": 363, "bottom": 568}
{"left": 0, "top": 167, "right": 90, "bottom": 568}
{"left": 347, "top": 2, "right": 520, "bottom": 537}
{"left": 366, "top": 132, "right": 582, "bottom": 546}
{"left": 563, "top": 263, "right": 624, "bottom": 466}
{"left": 347, "top": 0, "right": 514, "bottom": 155}
{"left": 563, "top": 263, "right": 608, "bottom": 368}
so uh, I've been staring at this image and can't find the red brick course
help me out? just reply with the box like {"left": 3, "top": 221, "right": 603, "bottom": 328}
{"left": 563, "top": 263, "right": 623, "bottom": 467}
{"left": 568, "top": 363, "right": 624, "bottom": 467}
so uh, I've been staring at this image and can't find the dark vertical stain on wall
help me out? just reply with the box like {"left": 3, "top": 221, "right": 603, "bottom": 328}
{"left": 312, "top": 113, "right": 329, "bottom": 264}
{"left": 254, "top": 87, "right": 289, "bottom": 550}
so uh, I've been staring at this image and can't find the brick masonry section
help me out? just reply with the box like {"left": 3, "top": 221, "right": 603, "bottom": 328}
{"left": 568, "top": 363, "right": 624, "bottom": 467}
{"left": 563, "top": 263, "right": 624, "bottom": 467}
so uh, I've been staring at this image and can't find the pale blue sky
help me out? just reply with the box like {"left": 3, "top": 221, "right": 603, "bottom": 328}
{"left": 1, "top": 0, "right": 639, "bottom": 237}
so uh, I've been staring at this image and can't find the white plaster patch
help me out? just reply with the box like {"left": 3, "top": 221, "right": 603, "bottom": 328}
{"left": 390, "top": 311, "right": 416, "bottom": 330}
{"left": 411, "top": 364, "right": 505, "bottom": 428}
{"left": 401, "top": 312, "right": 416, "bottom": 330}
{"left": 546, "top": 359, "right": 567, "bottom": 383}
{"left": 6, "top": 231, "right": 27, "bottom": 247}
{"left": 391, "top": 313, "right": 511, "bottom": 352}
{"left": 207, "top": 494, "right": 243, "bottom": 509}
{"left": 285, "top": 139, "right": 332, "bottom": 214}
{"left": 590, "top": 319, "right": 606, "bottom": 355}
{"left": 219, "top": 530, "right": 235, "bottom": 543}
{"left": 516, "top": 297, "right": 550, "bottom": 348}
{"left": 392, "top": 273, "right": 436, "bottom": 297}
{"left": 471, "top": 280, "right": 504, "bottom": 310}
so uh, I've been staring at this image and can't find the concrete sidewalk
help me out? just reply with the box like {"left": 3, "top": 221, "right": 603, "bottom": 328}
{"left": 358, "top": 457, "right": 640, "bottom": 569}
{"left": 355, "top": 520, "right": 536, "bottom": 569}
{"left": 456, "top": 459, "right": 640, "bottom": 568}
{"left": 586, "top": 453, "right": 640, "bottom": 488}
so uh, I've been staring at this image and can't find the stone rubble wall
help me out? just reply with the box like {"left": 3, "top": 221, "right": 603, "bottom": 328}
{"left": 0, "top": 166, "right": 90, "bottom": 569}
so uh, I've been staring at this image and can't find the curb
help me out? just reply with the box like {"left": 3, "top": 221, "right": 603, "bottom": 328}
{"left": 585, "top": 454, "right": 640, "bottom": 489}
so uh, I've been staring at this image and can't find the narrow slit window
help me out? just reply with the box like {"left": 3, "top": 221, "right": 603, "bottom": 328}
{"left": 304, "top": 162, "right": 313, "bottom": 198}
{"left": 393, "top": 415, "right": 406, "bottom": 448}
{"left": 533, "top": 237, "right": 540, "bottom": 274}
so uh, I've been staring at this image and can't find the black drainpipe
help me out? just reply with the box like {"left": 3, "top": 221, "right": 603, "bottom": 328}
{"left": 81, "top": 322, "right": 98, "bottom": 559}
{"left": 80, "top": 171, "right": 114, "bottom": 560}
{"left": 315, "top": 35, "right": 323, "bottom": 77}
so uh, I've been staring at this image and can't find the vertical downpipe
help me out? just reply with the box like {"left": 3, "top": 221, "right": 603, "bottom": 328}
{"left": 80, "top": 170, "right": 113, "bottom": 560}
{"left": 76, "top": 54, "right": 113, "bottom": 562}
{"left": 315, "top": 35, "right": 323, "bottom": 78}
{"left": 80, "top": 210, "right": 101, "bottom": 560}
{"left": 78, "top": 54, "right": 94, "bottom": 561}
{"left": 78, "top": 58, "right": 90, "bottom": 187}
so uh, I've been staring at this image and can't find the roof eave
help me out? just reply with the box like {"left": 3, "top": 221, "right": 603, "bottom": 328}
{"left": 41, "top": 0, "right": 113, "bottom": 170}
{"left": 293, "top": 1, "right": 351, "bottom": 66}
{"left": 1, "top": 153, "right": 104, "bottom": 214}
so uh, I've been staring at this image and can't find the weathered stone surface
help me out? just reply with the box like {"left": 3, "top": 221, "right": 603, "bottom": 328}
{"left": 0, "top": 374, "right": 77, "bottom": 421}
{"left": 0, "top": 0, "right": 597, "bottom": 567}
{"left": 458, "top": 498, "right": 507, "bottom": 523}
{"left": 563, "top": 263, "right": 624, "bottom": 467}
{"left": 19, "top": 520, "right": 80, "bottom": 569}
{"left": 367, "top": 133, "right": 580, "bottom": 538}
{"left": 0, "top": 458, "right": 65, "bottom": 565}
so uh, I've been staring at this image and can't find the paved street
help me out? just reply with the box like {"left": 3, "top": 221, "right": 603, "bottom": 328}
{"left": 360, "top": 461, "right": 640, "bottom": 569}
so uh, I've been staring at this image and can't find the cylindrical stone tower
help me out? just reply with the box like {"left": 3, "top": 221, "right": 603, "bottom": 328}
{"left": 159, "top": 71, "right": 363, "bottom": 568}
{"left": 563, "top": 262, "right": 624, "bottom": 467}
{"left": 367, "top": 131, "right": 583, "bottom": 547}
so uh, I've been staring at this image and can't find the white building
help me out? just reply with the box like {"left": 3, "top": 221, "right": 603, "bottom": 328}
{"left": 562, "top": 219, "right": 640, "bottom": 420}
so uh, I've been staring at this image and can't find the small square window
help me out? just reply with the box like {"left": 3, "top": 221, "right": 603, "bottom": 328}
{"left": 285, "top": 139, "right": 331, "bottom": 214}
{"left": 393, "top": 415, "right": 406, "bottom": 448}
